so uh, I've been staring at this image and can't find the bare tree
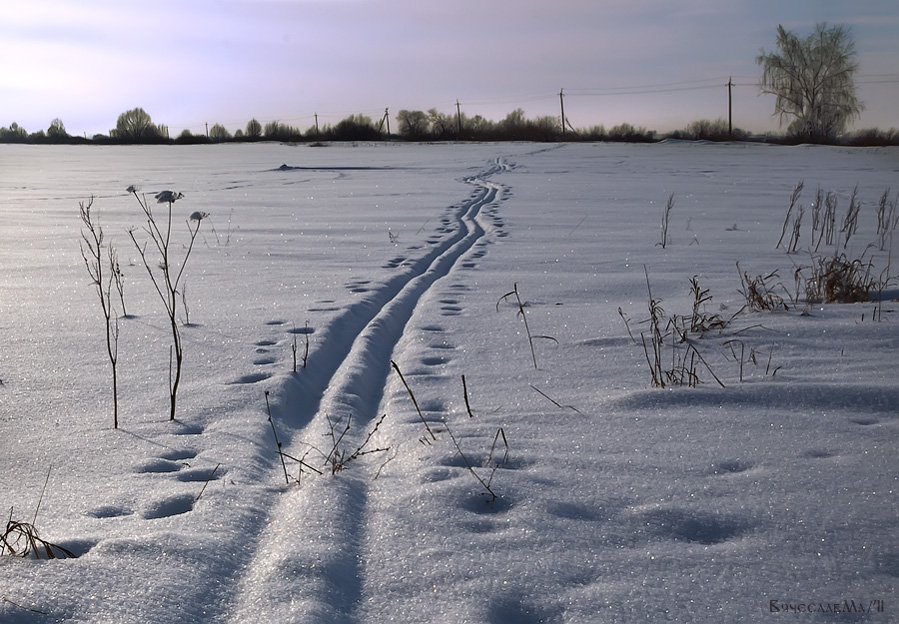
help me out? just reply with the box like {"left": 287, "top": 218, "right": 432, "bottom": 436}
{"left": 757, "top": 23, "right": 863, "bottom": 143}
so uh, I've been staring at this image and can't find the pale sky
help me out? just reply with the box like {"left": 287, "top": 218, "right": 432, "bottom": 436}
{"left": 2, "top": 0, "right": 898, "bottom": 138}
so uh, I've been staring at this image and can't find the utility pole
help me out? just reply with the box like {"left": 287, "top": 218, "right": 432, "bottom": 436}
{"left": 727, "top": 77, "right": 733, "bottom": 137}
{"left": 455, "top": 100, "right": 462, "bottom": 137}
{"left": 205, "top": 122, "right": 209, "bottom": 138}
{"left": 559, "top": 89, "right": 566, "bottom": 137}
{"left": 314, "top": 113, "right": 319, "bottom": 135}
{"left": 382, "top": 108, "right": 390, "bottom": 137}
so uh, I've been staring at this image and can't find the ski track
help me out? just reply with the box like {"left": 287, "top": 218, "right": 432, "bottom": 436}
{"left": 226, "top": 158, "right": 511, "bottom": 623}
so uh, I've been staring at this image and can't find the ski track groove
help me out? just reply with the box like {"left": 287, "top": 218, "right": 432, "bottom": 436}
{"left": 226, "top": 158, "right": 510, "bottom": 623}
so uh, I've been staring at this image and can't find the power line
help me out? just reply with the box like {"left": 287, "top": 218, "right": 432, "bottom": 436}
{"left": 460, "top": 92, "right": 557, "bottom": 106}
{"left": 567, "top": 76, "right": 729, "bottom": 94}
{"left": 568, "top": 84, "right": 725, "bottom": 97}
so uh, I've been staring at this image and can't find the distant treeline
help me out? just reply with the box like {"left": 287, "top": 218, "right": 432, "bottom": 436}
{"left": 2, "top": 107, "right": 898, "bottom": 146}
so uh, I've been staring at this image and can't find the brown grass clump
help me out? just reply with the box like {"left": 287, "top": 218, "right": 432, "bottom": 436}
{"left": 1, "top": 519, "right": 76, "bottom": 559}
{"left": 804, "top": 252, "right": 878, "bottom": 304}
{"left": 737, "top": 264, "right": 789, "bottom": 312}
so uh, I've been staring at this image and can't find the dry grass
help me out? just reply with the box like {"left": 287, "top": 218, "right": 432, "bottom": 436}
{"left": 804, "top": 251, "right": 878, "bottom": 304}
{"left": 737, "top": 264, "right": 789, "bottom": 312}
{"left": 687, "top": 276, "right": 731, "bottom": 334}
{"left": 876, "top": 188, "right": 899, "bottom": 251}
{"left": 497, "top": 283, "right": 557, "bottom": 370}
{"left": 776, "top": 180, "right": 804, "bottom": 250}
{"left": 322, "top": 413, "right": 390, "bottom": 476}
{"left": 658, "top": 193, "right": 674, "bottom": 249}
{"left": 640, "top": 268, "right": 725, "bottom": 389}
{"left": 392, "top": 361, "right": 509, "bottom": 503}
{"left": 1, "top": 519, "right": 76, "bottom": 560}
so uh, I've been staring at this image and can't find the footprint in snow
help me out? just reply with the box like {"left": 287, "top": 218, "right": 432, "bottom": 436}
{"left": 158, "top": 448, "right": 198, "bottom": 461}
{"left": 134, "top": 458, "right": 182, "bottom": 474}
{"left": 141, "top": 493, "right": 195, "bottom": 519}
{"left": 87, "top": 505, "right": 133, "bottom": 519}
{"left": 177, "top": 466, "right": 224, "bottom": 483}
{"left": 230, "top": 371, "right": 272, "bottom": 384}
{"left": 708, "top": 460, "right": 753, "bottom": 475}
{"left": 637, "top": 507, "right": 749, "bottom": 545}
{"left": 171, "top": 422, "right": 204, "bottom": 435}
{"left": 428, "top": 341, "right": 455, "bottom": 350}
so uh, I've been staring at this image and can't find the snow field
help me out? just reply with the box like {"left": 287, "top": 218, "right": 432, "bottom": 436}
{"left": 0, "top": 141, "right": 897, "bottom": 623}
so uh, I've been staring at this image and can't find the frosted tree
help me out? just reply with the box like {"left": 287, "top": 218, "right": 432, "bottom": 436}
{"left": 115, "top": 107, "right": 159, "bottom": 141}
{"left": 756, "top": 23, "right": 863, "bottom": 143}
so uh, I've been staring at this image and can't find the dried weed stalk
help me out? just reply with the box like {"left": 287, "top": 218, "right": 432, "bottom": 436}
{"left": 497, "top": 283, "right": 557, "bottom": 370}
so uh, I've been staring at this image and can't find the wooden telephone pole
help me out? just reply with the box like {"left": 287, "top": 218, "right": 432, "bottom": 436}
{"left": 559, "top": 89, "right": 566, "bottom": 137}
{"left": 456, "top": 100, "right": 463, "bottom": 137}
{"left": 727, "top": 77, "right": 733, "bottom": 137}
{"left": 381, "top": 108, "right": 390, "bottom": 137}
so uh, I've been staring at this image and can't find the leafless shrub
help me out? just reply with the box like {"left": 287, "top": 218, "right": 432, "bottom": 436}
{"left": 79, "top": 197, "right": 121, "bottom": 428}
{"left": 320, "top": 413, "right": 390, "bottom": 476}
{"left": 127, "top": 188, "right": 203, "bottom": 421}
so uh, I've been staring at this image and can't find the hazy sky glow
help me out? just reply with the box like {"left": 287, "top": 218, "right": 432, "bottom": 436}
{"left": 3, "top": 0, "right": 898, "bottom": 137}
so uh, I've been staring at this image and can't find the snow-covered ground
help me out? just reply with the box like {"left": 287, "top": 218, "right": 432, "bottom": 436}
{"left": 1, "top": 141, "right": 897, "bottom": 623}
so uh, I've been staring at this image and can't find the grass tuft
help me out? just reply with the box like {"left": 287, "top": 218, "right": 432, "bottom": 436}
{"left": 1, "top": 518, "right": 76, "bottom": 560}
{"left": 804, "top": 250, "right": 878, "bottom": 304}
{"left": 737, "top": 263, "right": 789, "bottom": 312}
